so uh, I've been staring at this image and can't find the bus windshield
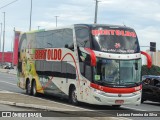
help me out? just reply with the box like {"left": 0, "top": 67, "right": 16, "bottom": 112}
{"left": 91, "top": 26, "right": 140, "bottom": 54}
{"left": 93, "top": 58, "right": 142, "bottom": 87}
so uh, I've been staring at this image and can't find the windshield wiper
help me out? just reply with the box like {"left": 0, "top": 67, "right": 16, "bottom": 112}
{"left": 94, "top": 80, "right": 104, "bottom": 85}
{"left": 122, "top": 82, "right": 139, "bottom": 86}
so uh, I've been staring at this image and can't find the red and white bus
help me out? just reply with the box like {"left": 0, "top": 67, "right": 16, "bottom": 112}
{"left": 17, "top": 24, "right": 151, "bottom": 107}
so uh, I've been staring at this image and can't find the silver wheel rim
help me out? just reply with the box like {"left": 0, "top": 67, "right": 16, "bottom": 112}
{"left": 33, "top": 82, "right": 36, "bottom": 95}
{"left": 72, "top": 89, "right": 77, "bottom": 103}
{"left": 27, "top": 82, "right": 31, "bottom": 94}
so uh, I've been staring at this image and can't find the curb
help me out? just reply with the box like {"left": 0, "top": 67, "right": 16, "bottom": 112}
{"left": 0, "top": 100, "right": 107, "bottom": 119}
{"left": 0, "top": 100, "right": 71, "bottom": 111}
{"left": 0, "top": 100, "right": 130, "bottom": 120}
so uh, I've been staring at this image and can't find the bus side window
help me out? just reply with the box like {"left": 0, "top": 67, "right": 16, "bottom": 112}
{"left": 75, "top": 26, "right": 92, "bottom": 81}
{"left": 63, "top": 29, "right": 74, "bottom": 50}
{"left": 75, "top": 27, "right": 90, "bottom": 48}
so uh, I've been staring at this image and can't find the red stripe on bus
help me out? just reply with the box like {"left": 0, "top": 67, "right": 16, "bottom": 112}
{"left": 61, "top": 53, "right": 80, "bottom": 82}
{"left": 141, "top": 51, "right": 152, "bottom": 68}
{"left": 90, "top": 83, "right": 142, "bottom": 94}
{"left": 84, "top": 48, "right": 96, "bottom": 66}
{"left": 37, "top": 52, "right": 79, "bottom": 92}
{"left": 37, "top": 76, "right": 54, "bottom": 92}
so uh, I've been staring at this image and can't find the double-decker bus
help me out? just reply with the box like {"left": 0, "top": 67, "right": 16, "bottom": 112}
{"left": 17, "top": 24, "right": 151, "bottom": 107}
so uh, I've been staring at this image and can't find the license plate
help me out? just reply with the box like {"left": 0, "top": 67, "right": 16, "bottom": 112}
{"left": 115, "top": 100, "right": 124, "bottom": 104}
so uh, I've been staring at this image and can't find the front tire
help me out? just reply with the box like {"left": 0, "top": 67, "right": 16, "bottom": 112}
{"left": 141, "top": 98, "right": 145, "bottom": 103}
{"left": 69, "top": 87, "right": 78, "bottom": 105}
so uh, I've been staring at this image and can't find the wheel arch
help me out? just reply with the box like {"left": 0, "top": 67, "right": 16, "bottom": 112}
{"left": 69, "top": 84, "right": 76, "bottom": 97}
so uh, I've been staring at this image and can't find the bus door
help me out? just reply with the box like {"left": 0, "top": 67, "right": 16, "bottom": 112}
{"left": 75, "top": 26, "right": 91, "bottom": 101}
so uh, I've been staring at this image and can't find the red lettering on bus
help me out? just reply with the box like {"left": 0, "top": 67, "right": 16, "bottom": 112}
{"left": 50, "top": 49, "right": 53, "bottom": 60}
{"left": 47, "top": 49, "right": 51, "bottom": 60}
{"left": 58, "top": 49, "right": 62, "bottom": 60}
{"left": 115, "top": 30, "right": 120, "bottom": 36}
{"left": 92, "top": 30, "right": 98, "bottom": 35}
{"left": 121, "top": 30, "right": 125, "bottom": 36}
{"left": 35, "top": 50, "right": 39, "bottom": 59}
{"left": 103, "top": 30, "right": 110, "bottom": 35}
{"left": 110, "top": 30, "right": 115, "bottom": 35}
{"left": 125, "top": 31, "right": 131, "bottom": 37}
{"left": 131, "top": 32, "right": 137, "bottom": 37}
{"left": 54, "top": 49, "right": 57, "bottom": 60}
{"left": 92, "top": 29, "right": 137, "bottom": 38}
{"left": 47, "top": 49, "right": 62, "bottom": 61}
{"left": 35, "top": 49, "right": 47, "bottom": 60}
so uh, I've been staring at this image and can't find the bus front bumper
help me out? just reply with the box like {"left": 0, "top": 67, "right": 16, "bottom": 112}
{"left": 90, "top": 89, "right": 142, "bottom": 105}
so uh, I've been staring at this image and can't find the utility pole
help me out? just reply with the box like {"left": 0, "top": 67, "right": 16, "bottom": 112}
{"left": 55, "top": 16, "right": 59, "bottom": 27}
{"left": 37, "top": 26, "right": 40, "bottom": 30}
{"left": 0, "top": 23, "right": 2, "bottom": 52}
{"left": 29, "top": 0, "right": 32, "bottom": 31}
{"left": 94, "top": 0, "right": 100, "bottom": 24}
{"left": 2, "top": 12, "right": 5, "bottom": 64}
{"left": 12, "top": 27, "right": 15, "bottom": 66}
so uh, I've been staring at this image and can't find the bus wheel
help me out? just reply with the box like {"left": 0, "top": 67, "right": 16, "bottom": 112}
{"left": 26, "top": 80, "right": 31, "bottom": 95}
{"left": 70, "top": 87, "right": 78, "bottom": 105}
{"left": 31, "top": 81, "right": 37, "bottom": 96}
{"left": 141, "top": 99, "right": 145, "bottom": 103}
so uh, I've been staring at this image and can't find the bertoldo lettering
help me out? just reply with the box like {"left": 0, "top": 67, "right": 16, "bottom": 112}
{"left": 47, "top": 49, "right": 62, "bottom": 61}
{"left": 35, "top": 49, "right": 62, "bottom": 61}
{"left": 92, "top": 29, "right": 137, "bottom": 38}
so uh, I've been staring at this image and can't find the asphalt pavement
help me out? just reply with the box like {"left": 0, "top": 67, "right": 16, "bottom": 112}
{"left": 0, "top": 69, "right": 160, "bottom": 120}
{"left": 0, "top": 70, "right": 119, "bottom": 120}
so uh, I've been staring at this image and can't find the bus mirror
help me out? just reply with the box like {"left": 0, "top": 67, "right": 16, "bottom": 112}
{"left": 141, "top": 51, "right": 152, "bottom": 68}
{"left": 156, "top": 84, "right": 160, "bottom": 87}
{"left": 84, "top": 48, "right": 96, "bottom": 66}
{"left": 65, "top": 44, "right": 69, "bottom": 48}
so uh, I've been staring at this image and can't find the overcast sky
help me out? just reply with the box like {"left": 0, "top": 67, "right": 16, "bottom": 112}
{"left": 0, "top": 0, "right": 160, "bottom": 52}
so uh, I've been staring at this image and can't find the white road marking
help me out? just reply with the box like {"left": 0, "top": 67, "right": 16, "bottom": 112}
{"left": 0, "top": 89, "right": 12, "bottom": 93}
{"left": 0, "top": 81, "right": 17, "bottom": 86}
{"left": 122, "top": 106, "right": 146, "bottom": 111}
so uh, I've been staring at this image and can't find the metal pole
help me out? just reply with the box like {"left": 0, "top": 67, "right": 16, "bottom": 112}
{"left": 0, "top": 23, "right": 2, "bottom": 52}
{"left": 29, "top": 0, "right": 32, "bottom": 31}
{"left": 2, "top": 12, "right": 5, "bottom": 64}
{"left": 37, "top": 26, "right": 40, "bottom": 30}
{"left": 55, "top": 16, "right": 59, "bottom": 27}
{"left": 94, "top": 0, "right": 99, "bottom": 24}
{"left": 12, "top": 27, "right": 15, "bottom": 66}
{"left": 156, "top": 51, "right": 157, "bottom": 66}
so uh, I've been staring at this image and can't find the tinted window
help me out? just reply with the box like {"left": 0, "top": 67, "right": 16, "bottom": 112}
{"left": 36, "top": 31, "right": 45, "bottom": 48}
{"left": 75, "top": 27, "right": 90, "bottom": 48}
{"left": 19, "top": 34, "right": 27, "bottom": 51}
{"left": 45, "top": 30, "right": 63, "bottom": 48}
{"left": 35, "top": 29, "right": 73, "bottom": 48}
{"left": 63, "top": 28, "right": 74, "bottom": 47}
{"left": 92, "top": 26, "right": 140, "bottom": 54}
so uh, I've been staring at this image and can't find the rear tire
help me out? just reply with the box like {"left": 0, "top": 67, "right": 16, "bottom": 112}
{"left": 69, "top": 87, "right": 78, "bottom": 105}
{"left": 26, "top": 80, "right": 32, "bottom": 95}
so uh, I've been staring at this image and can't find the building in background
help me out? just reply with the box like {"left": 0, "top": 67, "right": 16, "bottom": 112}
{"left": 0, "top": 52, "right": 13, "bottom": 63}
{"left": 0, "top": 31, "right": 20, "bottom": 66}
{"left": 145, "top": 50, "right": 160, "bottom": 67}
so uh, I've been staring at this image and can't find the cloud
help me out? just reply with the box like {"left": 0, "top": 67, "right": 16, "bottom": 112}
{"left": 1, "top": 0, "right": 160, "bottom": 52}
{"left": 136, "top": 26, "right": 160, "bottom": 51}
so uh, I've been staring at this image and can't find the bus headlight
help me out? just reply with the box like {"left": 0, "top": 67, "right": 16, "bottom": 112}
{"left": 133, "top": 90, "right": 141, "bottom": 95}
{"left": 94, "top": 89, "right": 105, "bottom": 95}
